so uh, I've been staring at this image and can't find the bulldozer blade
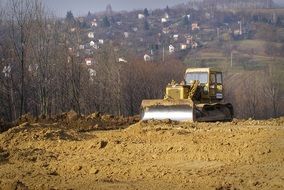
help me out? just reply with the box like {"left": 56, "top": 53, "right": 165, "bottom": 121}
{"left": 141, "top": 105, "right": 194, "bottom": 121}
{"left": 141, "top": 99, "right": 195, "bottom": 121}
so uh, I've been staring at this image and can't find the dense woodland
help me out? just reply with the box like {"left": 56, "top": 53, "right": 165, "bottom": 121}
{"left": 0, "top": 0, "right": 283, "bottom": 121}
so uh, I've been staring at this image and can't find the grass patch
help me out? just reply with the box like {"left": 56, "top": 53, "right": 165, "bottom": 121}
{"left": 233, "top": 40, "right": 267, "bottom": 52}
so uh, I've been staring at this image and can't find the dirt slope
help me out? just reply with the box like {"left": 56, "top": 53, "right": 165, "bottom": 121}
{"left": 0, "top": 116, "right": 283, "bottom": 190}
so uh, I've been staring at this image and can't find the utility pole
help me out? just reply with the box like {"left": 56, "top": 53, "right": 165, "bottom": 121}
{"left": 231, "top": 51, "right": 233, "bottom": 67}
{"left": 162, "top": 45, "right": 165, "bottom": 62}
{"left": 238, "top": 21, "right": 242, "bottom": 35}
{"left": 217, "top": 27, "right": 220, "bottom": 40}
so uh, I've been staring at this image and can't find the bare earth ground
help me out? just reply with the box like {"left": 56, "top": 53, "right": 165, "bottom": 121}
{"left": 0, "top": 113, "right": 283, "bottom": 190}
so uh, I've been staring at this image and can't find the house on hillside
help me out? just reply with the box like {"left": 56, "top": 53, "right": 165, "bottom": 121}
{"left": 180, "top": 44, "right": 187, "bottom": 50}
{"left": 118, "top": 58, "right": 127, "bottom": 63}
{"left": 234, "top": 29, "right": 241, "bottom": 36}
{"left": 88, "top": 32, "right": 94, "bottom": 38}
{"left": 186, "top": 35, "right": 193, "bottom": 45}
{"left": 85, "top": 58, "right": 95, "bottom": 66}
{"left": 93, "top": 43, "right": 99, "bottom": 50}
{"left": 90, "top": 41, "right": 95, "bottom": 47}
{"left": 144, "top": 54, "right": 152, "bottom": 62}
{"left": 124, "top": 32, "right": 129, "bottom": 38}
{"left": 169, "top": 45, "right": 175, "bottom": 54}
{"left": 161, "top": 18, "right": 168, "bottom": 23}
{"left": 165, "top": 13, "right": 169, "bottom": 19}
{"left": 70, "top": 28, "right": 76, "bottom": 32}
{"left": 192, "top": 23, "right": 200, "bottom": 30}
{"left": 91, "top": 21, "right": 97, "bottom": 27}
{"left": 79, "top": 45, "right": 85, "bottom": 50}
{"left": 138, "top": 14, "right": 145, "bottom": 19}
{"left": 173, "top": 34, "right": 179, "bottom": 41}
{"left": 192, "top": 42, "right": 198, "bottom": 49}
{"left": 91, "top": 18, "right": 98, "bottom": 27}
{"left": 98, "top": 39, "right": 104, "bottom": 44}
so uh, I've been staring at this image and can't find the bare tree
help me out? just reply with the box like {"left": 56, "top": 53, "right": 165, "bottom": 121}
{"left": 28, "top": 1, "right": 56, "bottom": 116}
{"left": 263, "top": 66, "right": 281, "bottom": 118}
{"left": 245, "top": 73, "right": 261, "bottom": 118}
{"left": 6, "top": 0, "right": 36, "bottom": 116}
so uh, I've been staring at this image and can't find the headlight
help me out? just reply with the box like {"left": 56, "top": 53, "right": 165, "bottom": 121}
{"left": 217, "top": 85, "right": 223, "bottom": 91}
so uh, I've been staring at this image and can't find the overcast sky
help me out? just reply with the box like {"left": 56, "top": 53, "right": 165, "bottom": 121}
{"left": 2, "top": 0, "right": 283, "bottom": 17}
{"left": 42, "top": 0, "right": 191, "bottom": 17}
{"left": 43, "top": 0, "right": 284, "bottom": 17}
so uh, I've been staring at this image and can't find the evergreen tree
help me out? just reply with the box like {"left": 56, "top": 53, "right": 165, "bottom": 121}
{"left": 86, "top": 11, "right": 92, "bottom": 21}
{"left": 66, "top": 11, "right": 75, "bottom": 24}
{"left": 166, "top": 5, "right": 170, "bottom": 13}
{"left": 144, "top": 8, "right": 149, "bottom": 17}
{"left": 144, "top": 20, "right": 150, "bottom": 30}
{"left": 102, "top": 16, "right": 111, "bottom": 27}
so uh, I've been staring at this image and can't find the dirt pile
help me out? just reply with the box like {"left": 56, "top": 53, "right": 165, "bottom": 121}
{"left": 0, "top": 111, "right": 140, "bottom": 134}
{"left": 0, "top": 117, "right": 283, "bottom": 190}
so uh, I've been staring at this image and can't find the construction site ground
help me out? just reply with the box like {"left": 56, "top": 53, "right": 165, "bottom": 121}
{"left": 0, "top": 112, "right": 283, "bottom": 190}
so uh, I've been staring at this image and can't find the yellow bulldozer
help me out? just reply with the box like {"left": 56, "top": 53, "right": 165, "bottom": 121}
{"left": 141, "top": 68, "right": 234, "bottom": 122}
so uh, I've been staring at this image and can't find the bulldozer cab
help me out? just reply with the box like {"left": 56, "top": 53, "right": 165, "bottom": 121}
{"left": 185, "top": 68, "right": 224, "bottom": 102}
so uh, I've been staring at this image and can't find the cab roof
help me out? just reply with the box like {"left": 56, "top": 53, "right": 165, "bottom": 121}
{"left": 185, "top": 68, "right": 221, "bottom": 73}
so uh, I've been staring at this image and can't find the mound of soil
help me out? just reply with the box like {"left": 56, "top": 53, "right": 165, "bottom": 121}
{"left": 1, "top": 111, "right": 140, "bottom": 134}
{"left": 0, "top": 116, "right": 283, "bottom": 189}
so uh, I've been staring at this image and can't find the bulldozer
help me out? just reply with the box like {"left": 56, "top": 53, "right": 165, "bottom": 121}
{"left": 141, "top": 68, "right": 234, "bottom": 122}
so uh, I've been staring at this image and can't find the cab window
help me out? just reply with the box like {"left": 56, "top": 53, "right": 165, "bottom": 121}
{"left": 216, "top": 73, "right": 222, "bottom": 84}
{"left": 210, "top": 74, "right": 216, "bottom": 84}
{"left": 185, "top": 72, "right": 208, "bottom": 84}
